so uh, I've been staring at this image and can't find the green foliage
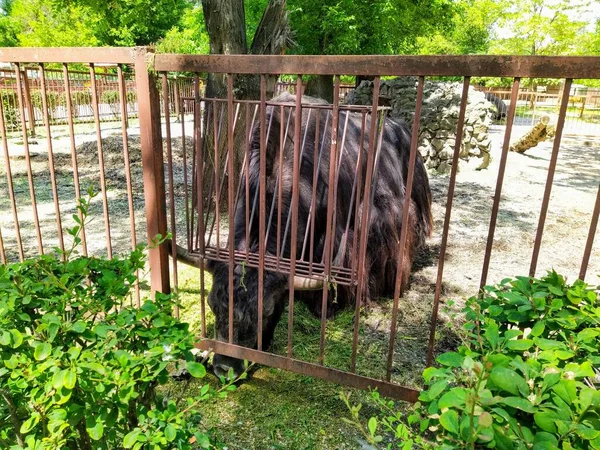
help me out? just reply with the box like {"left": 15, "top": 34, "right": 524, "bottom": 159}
{"left": 287, "top": 0, "right": 456, "bottom": 56}
{"left": 0, "top": 195, "right": 237, "bottom": 449}
{"left": 1, "top": 90, "right": 20, "bottom": 131}
{"left": 345, "top": 271, "right": 600, "bottom": 449}
{"left": 155, "top": 3, "right": 209, "bottom": 55}
{"left": 490, "top": 0, "right": 595, "bottom": 56}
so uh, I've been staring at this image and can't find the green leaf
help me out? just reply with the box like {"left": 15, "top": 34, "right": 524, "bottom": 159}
{"left": 489, "top": 367, "right": 528, "bottom": 397}
{"left": 439, "top": 410, "right": 459, "bottom": 434}
{"left": 71, "top": 321, "right": 87, "bottom": 333}
{"left": 52, "top": 369, "right": 66, "bottom": 390}
{"left": 20, "top": 414, "right": 39, "bottom": 434}
{"left": 0, "top": 331, "right": 10, "bottom": 346}
{"left": 64, "top": 369, "right": 77, "bottom": 390}
{"left": 478, "top": 411, "right": 493, "bottom": 428}
{"left": 436, "top": 352, "right": 464, "bottom": 368}
{"left": 438, "top": 388, "right": 467, "bottom": 410}
{"left": 425, "top": 379, "right": 448, "bottom": 401}
{"left": 368, "top": 417, "right": 377, "bottom": 436}
{"left": 10, "top": 329, "right": 23, "bottom": 348}
{"left": 123, "top": 429, "right": 141, "bottom": 448}
{"left": 505, "top": 339, "right": 533, "bottom": 351}
{"left": 34, "top": 342, "right": 52, "bottom": 361}
{"left": 164, "top": 423, "right": 177, "bottom": 442}
{"left": 530, "top": 320, "right": 545, "bottom": 337}
{"left": 500, "top": 396, "right": 535, "bottom": 413}
{"left": 534, "top": 411, "right": 560, "bottom": 433}
{"left": 186, "top": 361, "right": 207, "bottom": 378}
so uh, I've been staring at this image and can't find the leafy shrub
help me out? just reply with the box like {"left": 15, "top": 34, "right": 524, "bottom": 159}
{"left": 345, "top": 271, "right": 600, "bottom": 449}
{"left": 1, "top": 90, "right": 20, "bottom": 131}
{"left": 0, "top": 197, "right": 237, "bottom": 449}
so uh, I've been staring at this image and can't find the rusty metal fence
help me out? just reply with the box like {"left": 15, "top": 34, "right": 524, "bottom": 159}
{"left": 1, "top": 47, "right": 599, "bottom": 402}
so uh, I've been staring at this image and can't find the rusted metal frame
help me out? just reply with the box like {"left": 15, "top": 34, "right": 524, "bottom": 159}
{"left": 192, "top": 84, "right": 207, "bottom": 338}
{"left": 266, "top": 108, "right": 311, "bottom": 253}
{"left": 155, "top": 54, "right": 600, "bottom": 79}
{"left": 256, "top": 75, "right": 269, "bottom": 350}
{"left": 349, "top": 112, "right": 367, "bottom": 285}
{"left": 385, "top": 76, "right": 425, "bottom": 381}
{"left": 0, "top": 47, "right": 136, "bottom": 64}
{"left": 21, "top": 70, "right": 35, "bottom": 137}
{"left": 39, "top": 64, "right": 65, "bottom": 258}
{"left": 287, "top": 76, "right": 303, "bottom": 357}
{"left": 579, "top": 183, "right": 600, "bottom": 281}
{"left": 0, "top": 93, "right": 24, "bottom": 261}
{"left": 89, "top": 64, "right": 112, "bottom": 258}
{"left": 480, "top": 78, "right": 521, "bottom": 290}
{"left": 318, "top": 76, "right": 341, "bottom": 365}
{"left": 196, "top": 339, "right": 419, "bottom": 402}
{"left": 182, "top": 96, "right": 192, "bottom": 251}
{"left": 528, "top": 79, "right": 573, "bottom": 278}
{"left": 227, "top": 74, "right": 237, "bottom": 345}
{"left": 134, "top": 48, "right": 170, "bottom": 295}
{"left": 426, "top": 77, "right": 471, "bottom": 367}
{"left": 244, "top": 105, "right": 253, "bottom": 261}
{"left": 117, "top": 64, "right": 140, "bottom": 306}
{"left": 62, "top": 64, "right": 88, "bottom": 256}
{"left": 162, "top": 72, "right": 179, "bottom": 316}
{"left": 190, "top": 81, "right": 198, "bottom": 253}
{"left": 13, "top": 63, "right": 44, "bottom": 255}
{"left": 350, "top": 77, "right": 381, "bottom": 373}
{"left": 212, "top": 100, "right": 221, "bottom": 255}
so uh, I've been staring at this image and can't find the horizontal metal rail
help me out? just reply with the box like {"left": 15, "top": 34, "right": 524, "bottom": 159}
{"left": 0, "top": 47, "right": 136, "bottom": 64}
{"left": 155, "top": 54, "right": 600, "bottom": 78}
{"left": 195, "top": 339, "right": 420, "bottom": 402}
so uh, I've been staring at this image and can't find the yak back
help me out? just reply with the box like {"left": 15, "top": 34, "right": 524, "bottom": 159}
{"left": 234, "top": 92, "right": 432, "bottom": 305}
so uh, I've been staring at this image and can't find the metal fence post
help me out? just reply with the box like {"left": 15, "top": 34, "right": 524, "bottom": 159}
{"left": 134, "top": 47, "right": 170, "bottom": 295}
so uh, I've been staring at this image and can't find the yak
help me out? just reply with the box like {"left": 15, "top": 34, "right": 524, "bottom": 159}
{"left": 204, "top": 92, "right": 432, "bottom": 378}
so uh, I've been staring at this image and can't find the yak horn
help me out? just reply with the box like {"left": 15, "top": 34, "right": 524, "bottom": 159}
{"left": 292, "top": 232, "right": 347, "bottom": 291}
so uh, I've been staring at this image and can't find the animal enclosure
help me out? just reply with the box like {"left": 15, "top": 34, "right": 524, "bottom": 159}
{"left": 0, "top": 48, "right": 599, "bottom": 401}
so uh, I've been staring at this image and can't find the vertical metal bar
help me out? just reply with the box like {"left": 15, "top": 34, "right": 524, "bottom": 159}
{"left": 14, "top": 63, "right": 43, "bottom": 255}
{"left": 257, "top": 75, "right": 268, "bottom": 350}
{"left": 580, "top": 183, "right": 600, "bottom": 281}
{"left": 190, "top": 78, "right": 198, "bottom": 252}
{"left": 228, "top": 74, "right": 237, "bottom": 345}
{"left": 0, "top": 76, "right": 24, "bottom": 261}
{"left": 213, "top": 99, "right": 220, "bottom": 255}
{"left": 134, "top": 47, "right": 170, "bottom": 295}
{"left": 287, "top": 75, "right": 303, "bottom": 357}
{"left": 182, "top": 94, "right": 191, "bottom": 250}
{"left": 194, "top": 82, "right": 207, "bottom": 338}
{"left": 276, "top": 105, "right": 285, "bottom": 268}
{"left": 426, "top": 77, "right": 471, "bottom": 367}
{"left": 480, "top": 78, "right": 521, "bottom": 289}
{"left": 162, "top": 72, "right": 179, "bottom": 316}
{"left": 245, "top": 103, "right": 252, "bottom": 261}
{"left": 89, "top": 64, "right": 112, "bottom": 258}
{"left": 349, "top": 111, "right": 367, "bottom": 284}
{"left": 385, "top": 76, "right": 425, "bottom": 381}
{"left": 305, "top": 109, "right": 320, "bottom": 271}
{"left": 118, "top": 64, "right": 140, "bottom": 306}
{"left": 350, "top": 79, "right": 381, "bottom": 372}
{"left": 529, "top": 79, "right": 573, "bottom": 278}
{"left": 39, "top": 64, "right": 65, "bottom": 258}
{"left": 174, "top": 78, "right": 180, "bottom": 118}
{"left": 318, "top": 76, "right": 341, "bottom": 365}
{"left": 21, "top": 69, "right": 36, "bottom": 137}
{"left": 63, "top": 64, "right": 88, "bottom": 256}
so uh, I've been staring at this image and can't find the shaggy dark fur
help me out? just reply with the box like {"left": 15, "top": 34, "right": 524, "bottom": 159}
{"left": 208, "top": 93, "right": 432, "bottom": 376}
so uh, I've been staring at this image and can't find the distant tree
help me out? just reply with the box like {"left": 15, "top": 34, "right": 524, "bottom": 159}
{"left": 416, "top": 0, "right": 502, "bottom": 55}
{"left": 0, "top": 0, "right": 19, "bottom": 46}
{"left": 7, "top": 0, "right": 99, "bottom": 46}
{"left": 490, "top": 0, "right": 593, "bottom": 55}
{"left": 155, "top": 3, "right": 210, "bottom": 54}
{"left": 287, "top": 0, "right": 456, "bottom": 99}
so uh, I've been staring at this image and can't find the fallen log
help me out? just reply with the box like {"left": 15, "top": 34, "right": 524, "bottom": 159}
{"left": 509, "top": 115, "right": 556, "bottom": 153}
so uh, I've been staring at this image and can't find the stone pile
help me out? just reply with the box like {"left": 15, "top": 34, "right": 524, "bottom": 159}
{"left": 344, "top": 78, "right": 495, "bottom": 172}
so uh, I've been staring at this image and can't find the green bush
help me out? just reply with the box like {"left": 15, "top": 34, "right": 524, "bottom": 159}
{"left": 0, "top": 196, "right": 237, "bottom": 449}
{"left": 345, "top": 271, "right": 600, "bottom": 449}
{"left": 1, "top": 90, "right": 20, "bottom": 131}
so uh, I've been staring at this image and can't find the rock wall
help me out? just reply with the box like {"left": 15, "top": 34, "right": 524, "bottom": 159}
{"left": 344, "top": 78, "right": 495, "bottom": 172}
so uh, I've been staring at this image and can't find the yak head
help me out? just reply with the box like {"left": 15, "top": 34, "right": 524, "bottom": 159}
{"left": 206, "top": 259, "right": 288, "bottom": 379}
